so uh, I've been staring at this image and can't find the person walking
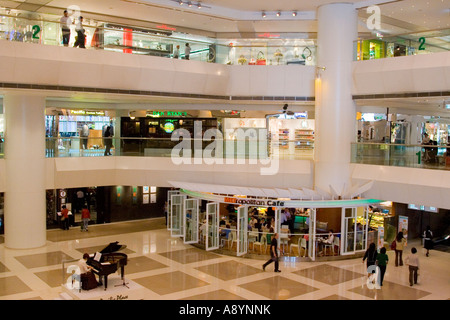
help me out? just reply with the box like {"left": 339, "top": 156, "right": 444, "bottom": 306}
{"left": 73, "top": 16, "right": 86, "bottom": 48}
{"left": 173, "top": 45, "right": 180, "bottom": 59}
{"left": 81, "top": 205, "right": 90, "bottom": 232}
{"left": 376, "top": 247, "right": 389, "bottom": 286}
{"left": 104, "top": 126, "right": 113, "bottom": 156}
{"left": 80, "top": 123, "right": 89, "bottom": 150}
{"left": 405, "top": 247, "right": 420, "bottom": 286}
{"left": 423, "top": 226, "right": 433, "bottom": 257}
{"left": 362, "top": 242, "right": 378, "bottom": 277}
{"left": 184, "top": 43, "right": 191, "bottom": 60}
{"left": 61, "top": 205, "right": 70, "bottom": 230}
{"left": 262, "top": 233, "right": 281, "bottom": 272}
{"left": 164, "top": 201, "right": 168, "bottom": 225}
{"left": 60, "top": 10, "right": 72, "bottom": 47}
{"left": 394, "top": 231, "right": 407, "bottom": 267}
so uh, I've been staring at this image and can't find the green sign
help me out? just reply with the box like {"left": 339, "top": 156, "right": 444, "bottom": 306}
{"left": 32, "top": 25, "right": 40, "bottom": 39}
{"left": 148, "top": 111, "right": 187, "bottom": 117}
{"left": 419, "top": 37, "right": 426, "bottom": 50}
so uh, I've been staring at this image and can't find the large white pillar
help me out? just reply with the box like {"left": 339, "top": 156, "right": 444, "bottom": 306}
{"left": 314, "top": 3, "right": 358, "bottom": 195}
{"left": 4, "top": 93, "right": 46, "bottom": 249}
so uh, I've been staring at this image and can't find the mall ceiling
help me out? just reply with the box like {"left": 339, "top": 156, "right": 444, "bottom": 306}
{"left": 1, "top": 0, "right": 449, "bottom": 39}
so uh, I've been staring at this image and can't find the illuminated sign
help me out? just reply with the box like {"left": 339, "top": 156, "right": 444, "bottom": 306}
{"left": 224, "top": 197, "right": 285, "bottom": 207}
{"left": 156, "top": 24, "right": 176, "bottom": 31}
{"left": 164, "top": 122, "right": 175, "bottom": 133}
{"left": 70, "top": 110, "right": 105, "bottom": 116}
{"left": 257, "top": 33, "right": 280, "bottom": 38}
{"left": 147, "top": 111, "right": 188, "bottom": 117}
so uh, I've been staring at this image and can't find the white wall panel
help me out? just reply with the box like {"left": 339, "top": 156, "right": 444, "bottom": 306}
{"left": 44, "top": 157, "right": 313, "bottom": 191}
{"left": 0, "top": 41, "right": 316, "bottom": 97}
{"left": 351, "top": 164, "right": 450, "bottom": 209}
{"left": 352, "top": 51, "right": 450, "bottom": 95}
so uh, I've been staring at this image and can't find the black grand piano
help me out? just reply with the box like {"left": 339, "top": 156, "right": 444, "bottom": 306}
{"left": 87, "top": 241, "right": 128, "bottom": 290}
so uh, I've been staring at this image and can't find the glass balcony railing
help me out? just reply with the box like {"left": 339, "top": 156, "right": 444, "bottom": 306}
{"left": 0, "top": 9, "right": 316, "bottom": 66}
{"left": 353, "top": 29, "right": 450, "bottom": 61}
{"left": 351, "top": 142, "right": 450, "bottom": 170}
{"left": 44, "top": 137, "right": 314, "bottom": 161}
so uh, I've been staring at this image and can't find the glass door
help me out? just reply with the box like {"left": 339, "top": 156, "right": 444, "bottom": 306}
{"left": 167, "top": 190, "right": 179, "bottom": 231}
{"left": 308, "top": 208, "right": 316, "bottom": 261}
{"left": 236, "top": 206, "right": 248, "bottom": 256}
{"left": 274, "top": 208, "right": 280, "bottom": 234}
{"left": 170, "top": 194, "right": 186, "bottom": 237}
{"left": 341, "top": 207, "right": 357, "bottom": 255}
{"left": 206, "top": 202, "right": 220, "bottom": 251}
{"left": 184, "top": 198, "right": 199, "bottom": 244}
{"left": 356, "top": 206, "right": 368, "bottom": 251}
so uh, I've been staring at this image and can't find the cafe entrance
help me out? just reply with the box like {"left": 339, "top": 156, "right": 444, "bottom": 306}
{"left": 167, "top": 181, "right": 383, "bottom": 261}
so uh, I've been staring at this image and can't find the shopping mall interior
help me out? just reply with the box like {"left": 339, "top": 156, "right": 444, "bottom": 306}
{"left": 0, "top": 0, "right": 449, "bottom": 304}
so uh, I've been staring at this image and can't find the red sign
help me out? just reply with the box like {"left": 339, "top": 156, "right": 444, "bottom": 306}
{"left": 257, "top": 33, "right": 280, "bottom": 38}
{"left": 156, "top": 24, "right": 176, "bottom": 31}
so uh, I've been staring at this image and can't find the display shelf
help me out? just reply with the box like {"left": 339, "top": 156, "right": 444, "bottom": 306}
{"left": 274, "top": 129, "right": 290, "bottom": 149}
{"left": 295, "top": 129, "right": 314, "bottom": 150}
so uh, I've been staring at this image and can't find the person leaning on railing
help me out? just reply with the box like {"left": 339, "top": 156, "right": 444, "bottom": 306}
{"left": 60, "top": 10, "right": 72, "bottom": 47}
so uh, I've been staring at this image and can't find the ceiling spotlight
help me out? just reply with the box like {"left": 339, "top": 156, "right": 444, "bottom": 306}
{"left": 276, "top": 11, "right": 281, "bottom": 17}
{"left": 292, "top": 11, "right": 297, "bottom": 17}
{"left": 262, "top": 11, "right": 266, "bottom": 18}
{"left": 197, "top": 2, "right": 202, "bottom": 9}
{"left": 188, "top": 1, "right": 192, "bottom": 7}
{"left": 178, "top": 0, "right": 183, "bottom": 5}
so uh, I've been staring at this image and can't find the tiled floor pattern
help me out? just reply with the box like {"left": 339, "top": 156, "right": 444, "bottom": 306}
{"left": 0, "top": 217, "right": 449, "bottom": 300}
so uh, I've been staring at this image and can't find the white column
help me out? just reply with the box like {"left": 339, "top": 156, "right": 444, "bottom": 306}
{"left": 314, "top": 3, "right": 357, "bottom": 194}
{"left": 4, "top": 94, "right": 46, "bottom": 249}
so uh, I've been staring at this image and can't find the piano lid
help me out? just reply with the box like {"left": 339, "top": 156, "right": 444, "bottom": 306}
{"left": 99, "top": 241, "right": 127, "bottom": 254}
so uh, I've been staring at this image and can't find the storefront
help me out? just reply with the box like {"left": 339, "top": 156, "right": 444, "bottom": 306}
{"left": 45, "top": 108, "right": 115, "bottom": 157}
{"left": 46, "top": 185, "right": 168, "bottom": 229}
{"left": 120, "top": 111, "right": 218, "bottom": 156}
{"left": 222, "top": 113, "right": 314, "bottom": 159}
{"left": 166, "top": 181, "right": 383, "bottom": 261}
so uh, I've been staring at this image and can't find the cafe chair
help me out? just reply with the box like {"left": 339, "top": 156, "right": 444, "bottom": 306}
{"left": 223, "top": 231, "right": 234, "bottom": 250}
{"left": 253, "top": 235, "right": 267, "bottom": 254}
{"left": 333, "top": 236, "right": 340, "bottom": 255}
{"left": 300, "top": 238, "right": 307, "bottom": 257}
{"left": 279, "top": 230, "right": 289, "bottom": 254}
{"left": 229, "top": 231, "right": 238, "bottom": 251}
{"left": 289, "top": 237, "right": 301, "bottom": 256}
{"left": 248, "top": 228, "right": 258, "bottom": 251}
{"left": 323, "top": 238, "right": 333, "bottom": 256}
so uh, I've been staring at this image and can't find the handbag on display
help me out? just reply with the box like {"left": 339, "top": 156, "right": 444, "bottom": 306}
{"left": 256, "top": 51, "right": 266, "bottom": 65}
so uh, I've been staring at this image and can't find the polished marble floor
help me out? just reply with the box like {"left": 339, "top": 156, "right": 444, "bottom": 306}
{"left": 0, "top": 218, "right": 449, "bottom": 300}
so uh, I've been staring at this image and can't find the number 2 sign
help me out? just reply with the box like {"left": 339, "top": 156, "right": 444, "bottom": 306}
{"left": 419, "top": 37, "right": 426, "bottom": 50}
{"left": 32, "top": 25, "right": 40, "bottom": 39}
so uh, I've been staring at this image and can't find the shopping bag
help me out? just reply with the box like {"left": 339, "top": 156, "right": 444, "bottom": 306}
{"left": 256, "top": 51, "right": 266, "bottom": 65}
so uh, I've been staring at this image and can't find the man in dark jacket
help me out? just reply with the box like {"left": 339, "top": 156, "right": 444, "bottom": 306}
{"left": 262, "top": 233, "right": 281, "bottom": 272}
